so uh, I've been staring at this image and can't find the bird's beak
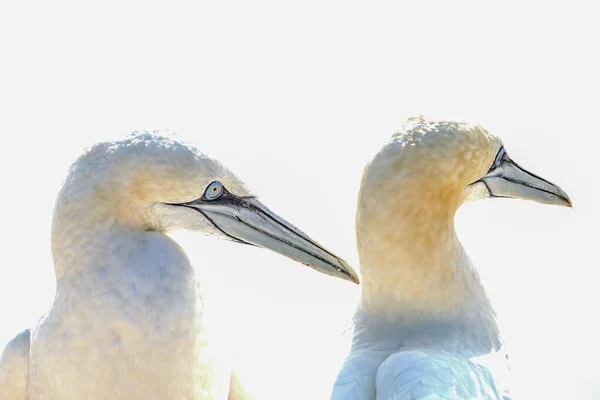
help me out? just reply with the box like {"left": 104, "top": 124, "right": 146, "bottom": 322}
{"left": 478, "top": 153, "right": 572, "bottom": 207}
{"left": 177, "top": 196, "right": 359, "bottom": 284}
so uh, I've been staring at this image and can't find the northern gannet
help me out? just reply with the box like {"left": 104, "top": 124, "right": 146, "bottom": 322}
{"left": 331, "top": 117, "right": 571, "bottom": 400}
{"left": 0, "top": 131, "right": 358, "bottom": 400}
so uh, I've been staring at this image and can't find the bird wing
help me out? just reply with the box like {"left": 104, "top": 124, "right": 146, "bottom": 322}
{"left": 375, "top": 350, "right": 509, "bottom": 400}
{"left": 0, "top": 329, "right": 30, "bottom": 399}
{"left": 331, "top": 352, "right": 389, "bottom": 400}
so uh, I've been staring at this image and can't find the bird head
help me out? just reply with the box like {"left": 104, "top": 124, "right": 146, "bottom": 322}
{"left": 52, "top": 131, "right": 359, "bottom": 284}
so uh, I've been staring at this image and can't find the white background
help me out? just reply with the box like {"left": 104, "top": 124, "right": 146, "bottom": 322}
{"left": 0, "top": 2, "right": 598, "bottom": 399}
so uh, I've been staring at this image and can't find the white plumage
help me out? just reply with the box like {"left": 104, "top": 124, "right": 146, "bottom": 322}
{"left": 0, "top": 131, "right": 357, "bottom": 400}
{"left": 331, "top": 117, "right": 571, "bottom": 400}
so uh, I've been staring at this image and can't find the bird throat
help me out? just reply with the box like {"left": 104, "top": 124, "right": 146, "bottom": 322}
{"left": 356, "top": 202, "right": 493, "bottom": 324}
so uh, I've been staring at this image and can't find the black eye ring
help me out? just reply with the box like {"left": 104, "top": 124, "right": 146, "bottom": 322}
{"left": 204, "top": 181, "right": 225, "bottom": 200}
{"left": 489, "top": 147, "right": 506, "bottom": 171}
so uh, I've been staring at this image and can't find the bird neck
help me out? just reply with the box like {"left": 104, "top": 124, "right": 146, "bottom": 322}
{"left": 50, "top": 197, "right": 167, "bottom": 281}
{"left": 356, "top": 197, "right": 496, "bottom": 329}
{"left": 49, "top": 168, "right": 164, "bottom": 280}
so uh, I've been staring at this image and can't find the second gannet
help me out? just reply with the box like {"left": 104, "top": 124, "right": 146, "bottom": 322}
{"left": 331, "top": 117, "right": 571, "bottom": 399}
{"left": 0, "top": 131, "right": 358, "bottom": 400}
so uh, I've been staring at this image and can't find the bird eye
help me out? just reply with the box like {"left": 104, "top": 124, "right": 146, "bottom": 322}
{"left": 489, "top": 147, "right": 506, "bottom": 171}
{"left": 204, "top": 181, "right": 224, "bottom": 200}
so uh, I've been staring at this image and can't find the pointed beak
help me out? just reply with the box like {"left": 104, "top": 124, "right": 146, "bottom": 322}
{"left": 179, "top": 196, "right": 359, "bottom": 284}
{"left": 479, "top": 154, "right": 572, "bottom": 207}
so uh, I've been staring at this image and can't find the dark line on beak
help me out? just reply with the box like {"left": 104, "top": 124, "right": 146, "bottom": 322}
{"left": 233, "top": 216, "right": 355, "bottom": 282}
{"left": 479, "top": 176, "right": 566, "bottom": 202}
{"left": 502, "top": 175, "right": 570, "bottom": 203}
{"left": 505, "top": 159, "right": 555, "bottom": 187}
{"left": 167, "top": 195, "right": 355, "bottom": 281}
{"left": 479, "top": 180, "right": 493, "bottom": 197}
{"left": 475, "top": 180, "right": 511, "bottom": 200}
{"left": 244, "top": 202, "right": 344, "bottom": 263}
{"left": 177, "top": 204, "right": 256, "bottom": 246}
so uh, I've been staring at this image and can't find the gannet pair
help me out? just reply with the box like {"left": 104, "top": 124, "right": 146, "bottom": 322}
{"left": 0, "top": 132, "right": 358, "bottom": 399}
{"left": 331, "top": 117, "right": 571, "bottom": 399}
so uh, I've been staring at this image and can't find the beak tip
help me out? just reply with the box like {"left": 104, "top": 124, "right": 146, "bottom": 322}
{"left": 558, "top": 189, "right": 572, "bottom": 208}
{"left": 337, "top": 260, "right": 360, "bottom": 284}
{"left": 342, "top": 273, "right": 360, "bottom": 285}
{"left": 345, "top": 273, "right": 360, "bottom": 285}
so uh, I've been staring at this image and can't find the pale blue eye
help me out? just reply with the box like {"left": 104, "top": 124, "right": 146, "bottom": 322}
{"left": 204, "top": 181, "right": 224, "bottom": 200}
